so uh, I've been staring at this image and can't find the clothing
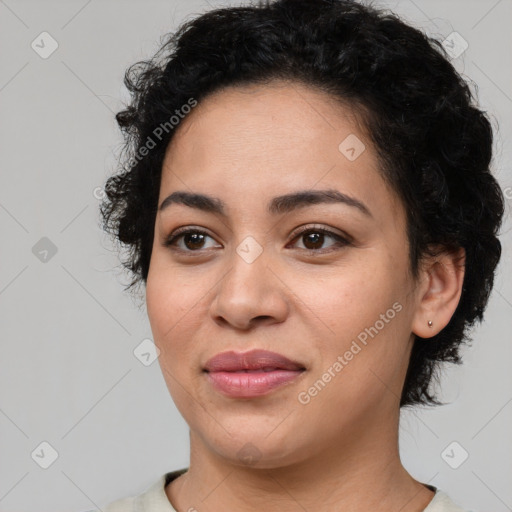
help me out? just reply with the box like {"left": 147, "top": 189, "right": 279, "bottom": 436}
{"left": 93, "top": 468, "right": 471, "bottom": 512}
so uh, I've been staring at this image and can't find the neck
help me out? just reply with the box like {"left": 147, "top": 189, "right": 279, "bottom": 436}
{"left": 166, "top": 412, "right": 434, "bottom": 512}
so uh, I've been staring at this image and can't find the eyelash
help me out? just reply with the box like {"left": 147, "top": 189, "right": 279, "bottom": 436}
{"left": 163, "top": 225, "right": 351, "bottom": 255}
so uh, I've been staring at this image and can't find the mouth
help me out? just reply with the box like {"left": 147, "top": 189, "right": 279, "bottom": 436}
{"left": 203, "top": 349, "right": 306, "bottom": 398}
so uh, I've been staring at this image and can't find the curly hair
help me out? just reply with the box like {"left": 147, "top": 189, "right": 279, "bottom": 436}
{"left": 100, "top": 0, "right": 505, "bottom": 407}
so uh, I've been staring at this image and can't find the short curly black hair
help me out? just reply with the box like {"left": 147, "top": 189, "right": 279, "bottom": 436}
{"left": 100, "top": 0, "right": 505, "bottom": 407}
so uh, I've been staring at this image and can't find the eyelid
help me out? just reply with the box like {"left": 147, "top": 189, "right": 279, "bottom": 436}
{"left": 288, "top": 223, "right": 353, "bottom": 244}
{"left": 168, "top": 224, "right": 214, "bottom": 238}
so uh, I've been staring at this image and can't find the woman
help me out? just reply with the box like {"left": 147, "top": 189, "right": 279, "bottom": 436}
{"left": 97, "top": 0, "right": 505, "bottom": 510}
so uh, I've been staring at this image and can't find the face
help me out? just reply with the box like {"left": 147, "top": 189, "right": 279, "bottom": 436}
{"left": 146, "top": 81, "right": 422, "bottom": 468}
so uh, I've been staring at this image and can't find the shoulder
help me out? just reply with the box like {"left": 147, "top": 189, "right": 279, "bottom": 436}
{"left": 103, "top": 496, "right": 137, "bottom": 512}
{"left": 85, "top": 469, "right": 187, "bottom": 512}
{"left": 424, "top": 488, "right": 475, "bottom": 512}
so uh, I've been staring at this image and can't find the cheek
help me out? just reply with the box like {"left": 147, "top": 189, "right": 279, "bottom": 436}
{"left": 294, "top": 252, "right": 411, "bottom": 397}
{"left": 146, "top": 259, "right": 204, "bottom": 356}
{"left": 293, "top": 255, "right": 400, "bottom": 339}
{"left": 306, "top": 259, "right": 410, "bottom": 399}
{"left": 146, "top": 263, "right": 206, "bottom": 411}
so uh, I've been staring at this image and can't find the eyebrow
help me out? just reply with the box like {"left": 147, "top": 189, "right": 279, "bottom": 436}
{"left": 158, "top": 189, "right": 372, "bottom": 218}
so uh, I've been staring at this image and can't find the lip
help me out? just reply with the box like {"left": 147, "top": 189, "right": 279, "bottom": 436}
{"left": 203, "top": 349, "right": 306, "bottom": 398}
{"left": 203, "top": 349, "right": 305, "bottom": 372}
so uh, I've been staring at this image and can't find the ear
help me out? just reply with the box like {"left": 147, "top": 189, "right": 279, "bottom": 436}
{"left": 411, "top": 246, "right": 466, "bottom": 339}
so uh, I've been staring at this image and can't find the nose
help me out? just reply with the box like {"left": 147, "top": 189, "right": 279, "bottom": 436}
{"left": 209, "top": 246, "right": 289, "bottom": 330}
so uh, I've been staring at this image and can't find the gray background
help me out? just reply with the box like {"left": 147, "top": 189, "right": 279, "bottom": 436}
{"left": 0, "top": 0, "right": 511, "bottom": 510}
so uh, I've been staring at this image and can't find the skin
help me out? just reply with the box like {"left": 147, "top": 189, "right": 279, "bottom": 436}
{"left": 145, "top": 80, "right": 465, "bottom": 512}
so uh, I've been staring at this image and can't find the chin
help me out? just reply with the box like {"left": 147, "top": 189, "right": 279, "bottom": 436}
{"left": 201, "top": 426, "right": 312, "bottom": 470}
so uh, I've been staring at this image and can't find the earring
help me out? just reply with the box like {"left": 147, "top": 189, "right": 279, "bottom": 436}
{"left": 428, "top": 320, "right": 433, "bottom": 327}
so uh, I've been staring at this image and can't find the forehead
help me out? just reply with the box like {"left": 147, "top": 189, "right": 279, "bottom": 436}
{"left": 166, "top": 81, "right": 365, "bottom": 166}
{"left": 159, "top": 81, "right": 403, "bottom": 224}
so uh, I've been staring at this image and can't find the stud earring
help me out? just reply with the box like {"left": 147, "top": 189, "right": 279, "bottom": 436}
{"left": 428, "top": 320, "right": 433, "bottom": 327}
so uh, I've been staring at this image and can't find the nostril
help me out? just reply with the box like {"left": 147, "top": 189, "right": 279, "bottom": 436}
{"left": 250, "top": 315, "right": 274, "bottom": 325}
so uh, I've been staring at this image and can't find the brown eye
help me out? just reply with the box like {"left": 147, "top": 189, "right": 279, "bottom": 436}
{"left": 289, "top": 226, "right": 350, "bottom": 253}
{"left": 302, "top": 232, "right": 324, "bottom": 250}
{"left": 182, "top": 232, "right": 206, "bottom": 250}
{"left": 164, "top": 229, "right": 220, "bottom": 252}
